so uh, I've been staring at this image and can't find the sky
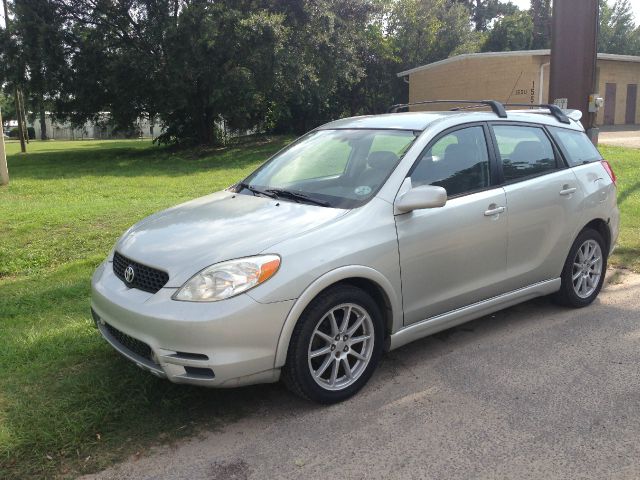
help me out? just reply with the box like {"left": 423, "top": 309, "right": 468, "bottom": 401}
{"left": 511, "top": 0, "right": 640, "bottom": 25}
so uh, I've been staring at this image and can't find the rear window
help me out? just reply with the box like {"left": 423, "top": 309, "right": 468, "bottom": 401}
{"left": 549, "top": 127, "right": 602, "bottom": 166}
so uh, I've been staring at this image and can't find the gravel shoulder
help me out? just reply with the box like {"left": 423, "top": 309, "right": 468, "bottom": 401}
{"left": 599, "top": 128, "right": 640, "bottom": 149}
{"left": 83, "top": 271, "right": 640, "bottom": 480}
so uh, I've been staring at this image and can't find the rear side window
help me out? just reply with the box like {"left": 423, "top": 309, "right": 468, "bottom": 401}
{"left": 549, "top": 127, "right": 602, "bottom": 166}
{"left": 492, "top": 125, "right": 557, "bottom": 182}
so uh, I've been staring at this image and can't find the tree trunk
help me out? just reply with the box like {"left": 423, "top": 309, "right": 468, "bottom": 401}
{"left": 14, "top": 88, "right": 26, "bottom": 153}
{"left": 18, "top": 89, "right": 29, "bottom": 144}
{"left": 0, "top": 108, "right": 9, "bottom": 185}
{"left": 39, "top": 103, "right": 47, "bottom": 140}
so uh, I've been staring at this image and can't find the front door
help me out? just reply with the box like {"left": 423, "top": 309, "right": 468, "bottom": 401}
{"left": 395, "top": 124, "right": 509, "bottom": 325}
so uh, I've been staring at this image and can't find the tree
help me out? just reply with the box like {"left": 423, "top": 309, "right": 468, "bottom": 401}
{"left": 530, "top": 0, "right": 551, "bottom": 49}
{"left": 55, "top": 0, "right": 288, "bottom": 144}
{"left": 599, "top": 0, "right": 640, "bottom": 55}
{"left": 455, "top": 0, "right": 519, "bottom": 32}
{"left": 483, "top": 11, "right": 533, "bottom": 51}
{"left": 389, "top": 0, "right": 483, "bottom": 71}
{"left": 11, "top": 0, "right": 68, "bottom": 140}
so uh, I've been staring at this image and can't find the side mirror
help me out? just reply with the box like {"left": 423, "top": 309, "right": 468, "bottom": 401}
{"left": 395, "top": 185, "right": 447, "bottom": 213}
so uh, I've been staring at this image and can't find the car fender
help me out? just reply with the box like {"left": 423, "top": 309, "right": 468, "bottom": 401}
{"left": 273, "top": 265, "right": 402, "bottom": 368}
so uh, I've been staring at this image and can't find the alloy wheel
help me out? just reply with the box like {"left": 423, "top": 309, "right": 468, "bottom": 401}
{"left": 572, "top": 239, "right": 603, "bottom": 299}
{"left": 307, "top": 303, "right": 375, "bottom": 391}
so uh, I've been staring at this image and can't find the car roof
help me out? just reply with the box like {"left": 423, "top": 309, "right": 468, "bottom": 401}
{"left": 318, "top": 110, "right": 584, "bottom": 132}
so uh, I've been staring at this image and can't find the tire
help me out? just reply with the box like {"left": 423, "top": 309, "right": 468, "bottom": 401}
{"left": 556, "top": 228, "right": 608, "bottom": 308}
{"left": 282, "top": 285, "right": 384, "bottom": 404}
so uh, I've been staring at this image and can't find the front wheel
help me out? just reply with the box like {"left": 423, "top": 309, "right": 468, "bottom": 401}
{"left": 282, "top": 285, "right": 384, "bottom": 403}
{"left": 556, "top": 228, "right": 607, "bottom": 308}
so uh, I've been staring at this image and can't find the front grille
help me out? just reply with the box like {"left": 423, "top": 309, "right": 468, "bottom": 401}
{"left": 103, "top": 322, "right": 155, "bottom": 364}
{"left": 113, "top": 251, "right": 169, "bottom": 293}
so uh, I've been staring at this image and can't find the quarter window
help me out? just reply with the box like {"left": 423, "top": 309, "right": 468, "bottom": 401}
{"left": 492, "top": 125, "right": 557, "bottom": 181}
{"left": 549, "top": 127, "right": 602, "bottom": 166}
{"left": 410, "top": 126, "right": 491, "bottom": 197}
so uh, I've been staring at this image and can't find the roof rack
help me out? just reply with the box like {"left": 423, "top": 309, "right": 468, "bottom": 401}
{"left": 388, "top": 99, "right": 573, "bottom": 124}
{"left": 502, "top": 103, "right": 571, "bottom": 124}
{"left": 388, "top": 100, "right": 508, "bottom": 118}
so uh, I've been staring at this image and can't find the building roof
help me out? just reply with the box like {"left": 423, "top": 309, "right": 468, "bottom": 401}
{"left": 397, "top": 50, "right": 640, "bottom": 77}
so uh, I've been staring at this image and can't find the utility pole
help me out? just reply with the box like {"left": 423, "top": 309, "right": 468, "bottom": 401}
{"left": 0, "top": 108, "right": 9, "bottom": 185}
{"left": 3, "top": 0, "right": 26, "bottom": 152}
{"left": 549, "top": 0, "right": 600, "bottom": 143}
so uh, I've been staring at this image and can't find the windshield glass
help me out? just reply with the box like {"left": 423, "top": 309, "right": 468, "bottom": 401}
{"left": 237, "top": 129, "right": 417, "bottom": 208}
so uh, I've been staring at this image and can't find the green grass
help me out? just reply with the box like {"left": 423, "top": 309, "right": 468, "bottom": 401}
{"left": 601, "top": 144, "right": 640, "bottom": 271}
{"left": 0, "top": 137, "right": 293, "bottom": 479}
{"left": 0, "top": 138, "right": 638, "bottom": 479}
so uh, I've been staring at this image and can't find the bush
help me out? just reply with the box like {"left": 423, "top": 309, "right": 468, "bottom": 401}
{"left": 27, "top": 126, "right": 35, "bottom": 139}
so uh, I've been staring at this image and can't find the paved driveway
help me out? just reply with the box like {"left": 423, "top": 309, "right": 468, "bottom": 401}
{"left": 85, "top": 273, "right": 640, "bottom": 480}
{"left": 599, "top": 127, "right": 640, "bottom": 148}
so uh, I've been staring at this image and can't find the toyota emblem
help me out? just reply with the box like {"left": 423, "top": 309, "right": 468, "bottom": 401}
{"left": 124, "top": 265, "right": 135, "bottom": 283}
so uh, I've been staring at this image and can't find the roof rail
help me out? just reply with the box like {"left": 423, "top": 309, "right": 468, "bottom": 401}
{"left": 388, "top": 100, "right": 508, "bottom": 118}
{"left": 503, "top": 103, "right": 571, "bottom": 124}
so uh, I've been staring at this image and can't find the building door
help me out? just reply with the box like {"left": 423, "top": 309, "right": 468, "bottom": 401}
{"left": 604, "top": 83, "right": 617, "bottom": 125}
{"left": 626, "top": 84, "right": 637, "bottom": 125}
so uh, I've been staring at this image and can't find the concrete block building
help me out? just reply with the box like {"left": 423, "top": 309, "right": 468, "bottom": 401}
{"left": 397, "top": 50, "right": 640, "bottom": 126}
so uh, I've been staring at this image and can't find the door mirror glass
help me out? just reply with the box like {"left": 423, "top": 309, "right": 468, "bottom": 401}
{"left": 395, "top": 185, "right": 447, "bottom": 213}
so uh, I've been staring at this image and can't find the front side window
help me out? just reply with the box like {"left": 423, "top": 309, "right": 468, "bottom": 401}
{"left": 410, "top": 126, "right": 491, "bottom": 197}
{"left": 492, "top": 125, "right": 557, "bottom": 182}
{"left": 239, "top": 129, "right": 417, "bottom": 209}
{"left": 549, "top": 127, "right": 602, "bottom": 166}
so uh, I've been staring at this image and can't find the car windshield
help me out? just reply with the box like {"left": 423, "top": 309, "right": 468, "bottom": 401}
{"left": 236, "top": 129, "right": 418, "bottom": 209}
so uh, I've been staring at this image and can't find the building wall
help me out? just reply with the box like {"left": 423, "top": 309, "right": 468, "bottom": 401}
{"left": 596, "top": 60, "right": 640, "bottom": 125}
{"left": 408, "top": 53, "right": 551, "bottom": 111}
{"left": 28, "top": 114, "right": 163, "bottom": 141}
{"left": 407, "top": 53, "right": 640, "bottom": 126}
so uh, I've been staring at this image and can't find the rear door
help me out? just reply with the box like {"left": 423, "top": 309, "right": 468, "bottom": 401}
{"left": 395, "top": 124, "right": 509, "bottom": 325}
{"left": 489, "top": 123, "right": 584, "bottom": 290}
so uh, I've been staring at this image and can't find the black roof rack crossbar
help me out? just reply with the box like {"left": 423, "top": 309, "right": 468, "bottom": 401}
{"left": 503, "top": 103, "right": 571, "bottom": 124}
{"left": 388, "top": 100, "right": 508, "bottom": 118}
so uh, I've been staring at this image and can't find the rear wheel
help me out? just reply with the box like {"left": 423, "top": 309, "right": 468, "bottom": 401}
{"left": 282, "top": 285, "right": 384, "bottom": 403}
{"left": 556, "top": 228, "right": 607, "bottom": 308}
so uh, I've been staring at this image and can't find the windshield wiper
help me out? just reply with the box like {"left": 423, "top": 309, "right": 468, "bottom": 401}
{"left": 265, "top": 188, "right": 331, "bottom": 207}
{"left": 237, "top": 182, "right": 278, "bottom": 199}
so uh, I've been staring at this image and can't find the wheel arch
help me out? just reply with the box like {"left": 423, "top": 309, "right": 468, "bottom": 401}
{"left": 274, "top": 266, "right": 402, "bottom": 369}
{"left": 580, "top": 218, "right": 612, "bottom": 254}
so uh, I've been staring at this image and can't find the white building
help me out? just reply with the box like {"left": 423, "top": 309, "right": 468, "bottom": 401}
{"left": 26, "top": 113, "right": 163, "bottom": 140}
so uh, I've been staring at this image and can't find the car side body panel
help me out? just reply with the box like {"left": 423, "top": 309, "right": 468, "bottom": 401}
{"left": 502, "top": 168, "right": 585, "bottom": 289}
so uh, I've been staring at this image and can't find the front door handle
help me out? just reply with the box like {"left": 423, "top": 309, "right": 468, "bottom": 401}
{"left": 484, "top": 205, "right": 505, "bottom": 216}
{"left": 560, "top": 186, "right": 577, "bottom": 196}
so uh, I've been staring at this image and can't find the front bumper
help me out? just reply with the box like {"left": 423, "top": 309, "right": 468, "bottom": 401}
{"left": 91, "top": 260, "right": 295, "bottom": 387}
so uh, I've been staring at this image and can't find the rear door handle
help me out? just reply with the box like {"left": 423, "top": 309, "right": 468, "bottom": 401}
{"left": 484, "top": 206, "right": 505, "bottom": 216}
{"left": 560, "top": 187, "right": 577, "bottom": 196}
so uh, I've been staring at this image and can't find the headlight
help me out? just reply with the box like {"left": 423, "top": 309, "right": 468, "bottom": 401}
{"left": 173, "top": 255, "right": 281, "bottom": 302}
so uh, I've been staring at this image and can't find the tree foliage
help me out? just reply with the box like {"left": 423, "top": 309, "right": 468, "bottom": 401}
{"left": 483, "top": 10, "right": 534, "bottom": 52}
{"left": 1, "top": 0, "right": 638, "bottom": 146}
{"left": 599, "top": 0, "right": 640, "bottom": 55}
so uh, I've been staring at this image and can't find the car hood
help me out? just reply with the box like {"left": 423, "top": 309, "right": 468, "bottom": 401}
{"left": 115, "top": 191, "right": 347, "bottom": 287}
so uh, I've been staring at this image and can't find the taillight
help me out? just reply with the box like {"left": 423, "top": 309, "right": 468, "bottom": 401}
{"left": 601, "top": 160, "right": 617, "bottom": 187}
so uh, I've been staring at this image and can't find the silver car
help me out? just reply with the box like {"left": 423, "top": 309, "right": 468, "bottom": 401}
{"left": 92, "top": 101, "right": 619, "bottom": 403}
